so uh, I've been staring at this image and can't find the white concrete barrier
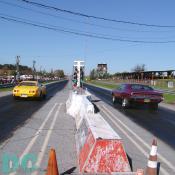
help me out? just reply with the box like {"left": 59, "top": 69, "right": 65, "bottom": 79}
{"left": 66, "top": 91, "right": 94, "bottom": 129}
{"left": 76, "top": 113, "right": 131, "bottom": 174}
{"left": 66, "top": 90, "right": 145, "bottom": 174}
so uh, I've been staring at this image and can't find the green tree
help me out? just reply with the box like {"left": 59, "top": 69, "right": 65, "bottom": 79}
{"left": 90, "top": 69, "right": 97, "bottom": 80}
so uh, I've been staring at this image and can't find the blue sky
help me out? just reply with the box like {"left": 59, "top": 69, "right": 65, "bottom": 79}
{"left": 0, "top": 0, "right": 175, "bottom": 74}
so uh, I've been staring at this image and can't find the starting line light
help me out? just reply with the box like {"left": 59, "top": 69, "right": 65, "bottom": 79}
{"left": 73, "top": 60, "right": 85, "bottom": 88}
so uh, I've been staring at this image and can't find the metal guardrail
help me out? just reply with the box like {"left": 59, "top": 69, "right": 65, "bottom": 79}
{"left": 90, "top": 80, "right": 175, "bottom": 95}
{"left": 0, "top": 79, "right": 68, "bottom": 89}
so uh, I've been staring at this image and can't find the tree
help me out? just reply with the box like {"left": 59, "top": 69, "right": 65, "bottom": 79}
{"left": 132, "top": 64, "right": 146, "bottom": 72}
{"left": 54, "top": 69, "right": 65, "bottom": 78}
{"left": 89, "top": 69, "right": 98, "bottom": 80}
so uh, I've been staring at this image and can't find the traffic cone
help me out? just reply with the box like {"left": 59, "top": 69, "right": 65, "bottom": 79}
{"left": 136, "top": 169, "right": 144, "bottom": 175}
{"left": 45, "top": 148, "right": 59, "bottom": 175}
{"left": 146, "top": 139, "right": 157, "bottom": 175}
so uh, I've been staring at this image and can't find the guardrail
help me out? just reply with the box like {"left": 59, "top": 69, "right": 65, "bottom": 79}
{"left": 0, "top": 79, "right": 68, "bottom": 89}
{"left": 89, "top": 80, "right": 175, "bottom": 95}
{"left": 0, "top": 83, "right": 15, "bottom": 89}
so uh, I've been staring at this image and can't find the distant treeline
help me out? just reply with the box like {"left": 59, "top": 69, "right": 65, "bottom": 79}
{"left": 0, "top": 64, "right": 32, "bottom": 76}
{"left": 0, "top": 64, "right": 32, "bottom": 71}
{"left": 0, "top": 64, "right": 65, "bottom": 78}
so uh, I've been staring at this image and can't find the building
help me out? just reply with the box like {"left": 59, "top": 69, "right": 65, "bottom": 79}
{"left": 97, "top": 63, "right": 108, "bottom": 77}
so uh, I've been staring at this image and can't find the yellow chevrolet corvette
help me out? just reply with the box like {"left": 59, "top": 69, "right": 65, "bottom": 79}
{"left": 13, "top": 81, "right": 46, "bottom": 100}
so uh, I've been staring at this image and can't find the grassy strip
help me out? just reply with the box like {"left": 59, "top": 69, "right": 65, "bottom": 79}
{"left": 0, "top": 87, "right": 13, "bottom": 92}
{"left": 87, "top": 80, "right": 175, "bottom": 104}
{"left": 163, "top": 94, "right": 175, "bottom": 104}
{"left": 87, "top": 80, "right": 117, "bottom": 89}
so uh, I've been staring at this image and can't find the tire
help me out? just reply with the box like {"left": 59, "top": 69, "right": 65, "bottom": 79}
{"left": 149, "top": 103, "right": 158, "bottom": 110}
{"left": 38, "top": 92, "right": 43, "bottom": 101}
{"left": 112, "top": 95, "right": 116, "bottom": 104}
{"left": 43, "top": 94, "right": 46, "bottom": 99}
{"left": 13, "top": 96, "right": 19, "bottom": 100}
{"left": 122, "top": 98, "right": 130, "bottom": 108}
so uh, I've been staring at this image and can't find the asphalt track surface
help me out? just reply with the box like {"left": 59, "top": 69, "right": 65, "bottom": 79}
{"left": 84, "top": 83, "right": 175, "bottom": 175}
{"left": 0, "top": 80, "right": 79, "bottom": 175}
{"left": 0, "top": 80, "right": 68, "bottom": 144}
{"left": 0, "top": 80, "right": 174, "bottom": 175}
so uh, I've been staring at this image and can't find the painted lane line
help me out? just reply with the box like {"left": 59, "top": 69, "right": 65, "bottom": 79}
{"left": 32, "top": 103, "right": 62, "bottom": 175}
{"left": 10, "top": 103, "right": 58, "bottom": 175}
{"left": 100, "top": 105, "right": 169, "bottom": 175}
{"left": 102, "top": 104, "right": 175, "bottom": 173}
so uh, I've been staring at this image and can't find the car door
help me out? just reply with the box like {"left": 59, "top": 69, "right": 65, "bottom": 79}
{"left": 115, "top": 84, "right": 126, "bottom": 99}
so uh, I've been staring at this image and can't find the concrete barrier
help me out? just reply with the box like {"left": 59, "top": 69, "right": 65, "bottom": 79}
{"left": 66, "top": 90, "right": 147, "bottom": 174}
{"left": 66, "top": 91, "right": 94, "bottom": 129}
{"left": 76, "top": 113, "right": 131, "bottom": 174}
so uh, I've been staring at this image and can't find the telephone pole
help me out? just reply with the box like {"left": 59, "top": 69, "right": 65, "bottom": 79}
{"left": 16, "top": 56, "right": 20, "bottom": 81}
{"left": 33, "top": 60, "right": 36, "bottom": 80}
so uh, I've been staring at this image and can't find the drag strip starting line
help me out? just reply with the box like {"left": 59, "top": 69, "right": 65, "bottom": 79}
{"left": 10, "top": 103, "right": 58, "bottom": 175}
{"left": 100, "top": 104, "right": 173, "bottom": 175}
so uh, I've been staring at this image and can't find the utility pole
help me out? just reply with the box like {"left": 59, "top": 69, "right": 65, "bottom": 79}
{"left": 16, "top": 56, "right": 20, "bottom": 81}
{"left": 33, "top": 60, "right": 36, "bottom": 80}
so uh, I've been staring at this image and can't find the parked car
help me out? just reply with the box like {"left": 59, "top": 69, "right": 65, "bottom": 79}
{"left": 13, "top": 80, "right": 46, "bottom": 100}
{"left": 111, "top": 83, "right": 163, "bottom": 110}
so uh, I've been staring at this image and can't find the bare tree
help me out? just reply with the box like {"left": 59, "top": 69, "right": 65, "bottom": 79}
{"left": 132, "top": 64, "right": 146, "bottom": 72}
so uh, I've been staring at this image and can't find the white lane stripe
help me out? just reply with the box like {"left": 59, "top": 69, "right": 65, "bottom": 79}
{"left": 32, "top": 103, "right": 62, "bottom": 175}
{"left": 100, "top": 105, "right": 169, "bottom": 175}
{"left": 10, "top": 103, "right": 58, "bottom": 175}
{"left": 102, "top": 104, "right": 175, "bottom": 173}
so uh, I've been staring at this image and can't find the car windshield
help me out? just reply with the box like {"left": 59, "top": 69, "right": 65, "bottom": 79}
{"left": 131, "top": 84, "right": 153, "bottom": 91}
{"left": 19, "top": 82, "right": 36, "bottom": 86}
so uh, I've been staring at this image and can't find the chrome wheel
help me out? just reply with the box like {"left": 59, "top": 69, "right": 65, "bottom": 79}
{"left": 112, "top": 96, "right": 116, "bottom": 104}
{"left": 122, "top": 98, "right": 129, "bottom": 108}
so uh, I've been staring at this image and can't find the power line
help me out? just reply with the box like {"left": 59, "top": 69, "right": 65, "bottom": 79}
{"left": 1, "top": 14, "right": 175, "bottom": 43}
{"left": 1, "top": 0, "right": 173, "bottom": 33}
{"left": 17, "top": 0, "right": 175, "bottom": 28}
{"left": 1, "top": 12, "right": 174, "bottom": 40}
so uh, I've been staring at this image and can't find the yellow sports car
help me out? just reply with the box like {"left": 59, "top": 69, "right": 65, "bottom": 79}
{"left": 13, "top": 81, "right": 46, "bottom": 99}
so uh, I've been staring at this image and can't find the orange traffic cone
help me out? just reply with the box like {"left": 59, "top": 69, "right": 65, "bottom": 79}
{"left": 45, "top": 148, "right": 59, "bottom": 175}
{"left": 146, "top": 139, "right": 157, "bottom": 175}
{"left": 136, "top": 169, "right": 144, "bottom": 175}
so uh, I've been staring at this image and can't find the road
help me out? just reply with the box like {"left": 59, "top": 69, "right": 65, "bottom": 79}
{"left": 0, "top": 80, "right": 174, "bottom": 174}
{"left": 0, "top": 80, "right": 78, "bottom": 175}
{"left": 84, "top": 83, "right": 175, "bottom": 175}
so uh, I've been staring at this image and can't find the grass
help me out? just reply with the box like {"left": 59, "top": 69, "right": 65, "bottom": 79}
{"left": 87, "top": 80, "right": 175, "bottom": 104}
{"left": 0, "top": 87, "right": 13, "bottom": 92}
{"left": 87, "top": 80, "right": 117, "bottom": 89}
{"left": 163, "top": 94, "right": 175, "bottom": 104}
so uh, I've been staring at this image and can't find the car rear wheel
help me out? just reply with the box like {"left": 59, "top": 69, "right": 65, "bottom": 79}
{"left": 112, "top": 95, "right": 116, "bottom": 104}
{"left": 149, "top": 103, "right": 158, "bottom": 110}
{"left": 13, "top": 96, "right": 19, "bottom": 100}
{"left": 122, "top": 98, "right": 130, "bottom": 108}
{"left": 43, "top": 94, "right": 46, "bottom": 99}
{"left": 38, "top": 92, "right": 43, "bottom": 101}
